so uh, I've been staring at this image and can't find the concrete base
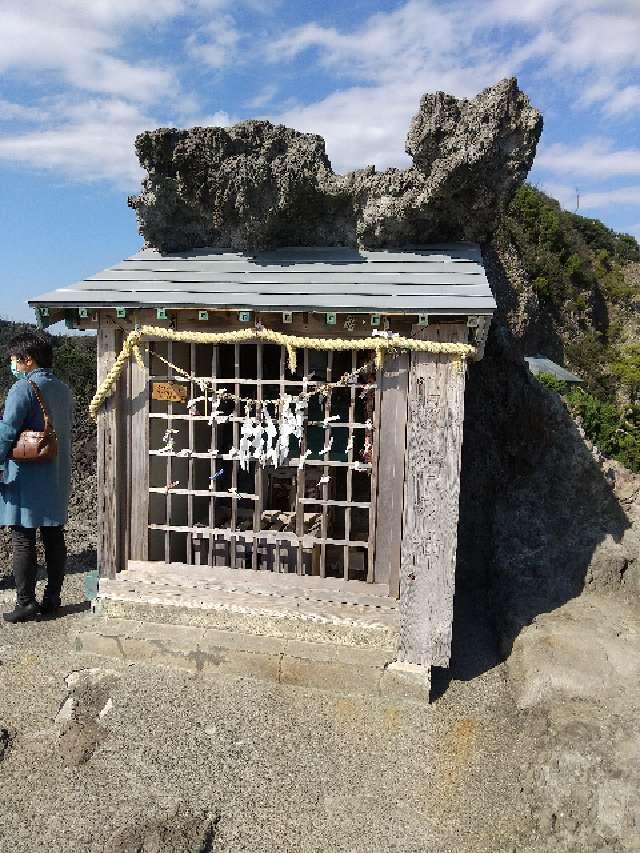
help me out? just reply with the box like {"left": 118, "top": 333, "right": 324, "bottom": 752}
{"left": 381, "top": 660, "right": 432, "bottom": 703}
{"left": 72, "top": 617, "right": 431, "bottom": 703}
{"left": 73, "top": 565, "right": 437, "bottom": 701}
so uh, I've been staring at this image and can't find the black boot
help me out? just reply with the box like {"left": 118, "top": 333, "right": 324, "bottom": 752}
{"left": 3, "top": 602, "right": 39, "bottom": 623}
{"left": 40, "top": 589, "right": 62, "bottom": 616}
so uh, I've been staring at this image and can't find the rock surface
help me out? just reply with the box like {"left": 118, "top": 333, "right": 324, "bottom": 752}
{"left": 507, "top": 592, "right": 640, "bottom": 709}
{"left": 130, "top": 77, "right": 542, "bottom": 251}
{"left": 106, "top": 800, "right": 218, "bottom": 853}
{"left": 458, "top": 238, "right": 640, "bottom": 654}
{"left": 508, "top": 593, "right": 640, "bottom": 852}
{"left": 56, "top": 667, "right": 120, "bottom": 766}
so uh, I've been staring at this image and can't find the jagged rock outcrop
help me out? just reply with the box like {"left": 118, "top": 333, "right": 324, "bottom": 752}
{"left": 129, "top": 77, "right": 542, "bottom": 251}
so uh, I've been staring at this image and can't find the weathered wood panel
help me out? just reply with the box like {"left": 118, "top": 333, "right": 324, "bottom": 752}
{"left": 373, "top": 353, "right": 409, "bottom": 596}
{"left": 96, "top": 318, "right": 127, "bottom": 578}
{"left": 397, "top": 324, "right": 467, "bottom": 668}
{"left": 128, "top": 344, "right": 149, "bottom": 562}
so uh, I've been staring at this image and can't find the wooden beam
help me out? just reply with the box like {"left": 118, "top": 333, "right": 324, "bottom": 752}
{"left": 397, "top": 323, "right": 467, "bottom": 668}
{"left": 128, "top": 342, "right": 149, "bottom": 562}
{"left": 373, "top": 353, "right": 409, "bottom": 596}
{"left": 96, "top": 317, "right": 126, "bottom": 578}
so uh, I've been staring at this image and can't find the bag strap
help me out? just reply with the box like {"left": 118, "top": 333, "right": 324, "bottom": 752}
{"left": 27, "top": 379, "right": 55, "bottom": 431}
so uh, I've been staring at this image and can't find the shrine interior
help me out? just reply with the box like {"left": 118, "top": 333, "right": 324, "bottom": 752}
{"left": 147, "top": 340, "right": 379, "bottom": 580}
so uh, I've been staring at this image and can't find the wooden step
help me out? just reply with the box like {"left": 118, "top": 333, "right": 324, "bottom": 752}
{"left": 95, "top": 562, "right": 400, "bottom": 650}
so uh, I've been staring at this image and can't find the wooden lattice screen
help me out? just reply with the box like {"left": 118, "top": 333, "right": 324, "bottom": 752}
{"left": 147, "top": 340, "right": 381, "bottom": 582}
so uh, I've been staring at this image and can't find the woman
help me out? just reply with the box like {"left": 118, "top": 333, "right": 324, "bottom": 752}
{"left": 0, "top": 331, "right": 73, "bottom": 623}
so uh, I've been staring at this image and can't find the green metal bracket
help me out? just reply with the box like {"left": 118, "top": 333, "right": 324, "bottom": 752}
{"left": 282, "top": 311, "right": 293, "bottom": 324}
{"left": 239, "top": 311, "right": 251, "bottom": 323}
{"left": 198, "top": 310, "right": 209, "bottom": 321}
{"left": 326, "top": 312, "right": 337, "bottom": 325}
{"left": 156, "top": 307, "right": 168, "bottom": 321}
{"left": 34, "top": 306, "right": 53, "bottom": 329}
{"left": 370, "top": 315, "right": 381, "bottom": 327}
{"left": 78, "top": 307, "right": 89, "bottom": 319}
{"left": 116, "top": 307, "right": 127, "bottom": 319}
{"left": 418, "top": 313, "right": 429, "bottom": 325}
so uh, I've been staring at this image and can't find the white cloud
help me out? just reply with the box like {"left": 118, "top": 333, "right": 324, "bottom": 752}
{"left": 0, "top": 0, "right": 250, "bottom": 183}
{"left": 548, "top": 11, "right": 640, "bottom": 74}
{"left": 0, "top": 99, "right": 150, "bottom": 186}
{"left": 578, "top": 186, "right": 640, "bottom": 209}
{"left": 185, "top": 16, "right": 240, "bottom": 69}
{"left": 541, "top": 181, "right": 640, "bottom": 211}
{"left": 483, "top": 0, "right": 567, "bottom": 22}
{"left": 0, "top": 100, "right": 239, "bottom": 187}
{"left": 267, "top": 1, "right": 468, "bottom": 84}
{"left": 484, "top": 0, "right": 640, "bottom": 124}
{"left": 245, "top": 85, "right": 278, "bottom": 110}
{"left": 0, "top": 0, "right": 638, "bottom": 202}
{"left": 537, "top": 141, "right": 640, "bottom": 179}
{"left": 0, "top": 5, "right": 177, "bottom": 103}
{"left": 580, "top": 79, "right": 640, "bottom": 116}
{"left": 266, "top": 0, "right": 529, "bottom": 173}
{"left": 185, "top": 110, "right": 235, "bottom": 127}
{"left": 0, "top": 99, "right": 47, "bottom": 122}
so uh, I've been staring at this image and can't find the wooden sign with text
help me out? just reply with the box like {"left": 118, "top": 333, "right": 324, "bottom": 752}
{"left": 151, "top": 381, "right": 188, "bottom": 404}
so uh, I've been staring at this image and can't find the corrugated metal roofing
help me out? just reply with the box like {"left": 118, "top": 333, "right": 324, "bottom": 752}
{"left": 525, "top": 357, "right": 583, "bottom": 383}
{"left": 29, "top": 243, "right": 496, "bottom": 315}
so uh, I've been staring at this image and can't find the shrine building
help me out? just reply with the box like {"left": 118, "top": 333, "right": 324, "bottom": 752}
{"left": 29, "top": 243, "right": 495, "bottom": 697}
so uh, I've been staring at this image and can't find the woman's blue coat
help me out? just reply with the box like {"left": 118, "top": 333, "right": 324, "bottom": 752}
{"left": 0, "top": 368, "right": 73, "bottom": 528}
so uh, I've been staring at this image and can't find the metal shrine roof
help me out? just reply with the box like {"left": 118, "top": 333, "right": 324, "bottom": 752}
{"left": 525, "top": 356, "right": 583, "bottom": 383}
{"left": 29, "top": 243, "right": 496, "bottom": 316}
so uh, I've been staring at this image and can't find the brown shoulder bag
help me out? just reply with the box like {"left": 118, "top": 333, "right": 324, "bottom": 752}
{"left": 11, "top": 379, "right": 58, "bottom": 462}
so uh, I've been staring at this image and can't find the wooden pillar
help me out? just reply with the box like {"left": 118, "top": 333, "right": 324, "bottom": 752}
{"left": 128, "top": 343, "right": 149, "bottom": 562}
{"left": 397, "top": 324, "right": 467, "bottom": 669}
{"left": 96, "top": 317, "right": 127, "bottom": 579}
{"left": 373, "top": 353, "right": 409, "bottom": 596}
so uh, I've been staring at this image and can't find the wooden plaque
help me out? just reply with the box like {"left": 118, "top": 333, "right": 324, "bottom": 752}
{"left": 151, "top": 381, "right": 188, "bottom": 403}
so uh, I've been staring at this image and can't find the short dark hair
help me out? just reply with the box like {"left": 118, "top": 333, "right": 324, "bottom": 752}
{"left": 8, "top": 331, "right": 54, "bottom": 369}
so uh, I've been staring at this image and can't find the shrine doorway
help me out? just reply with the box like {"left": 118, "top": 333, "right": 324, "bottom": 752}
{"left": 146, "top": 339, "right": 381, "bottom": 582}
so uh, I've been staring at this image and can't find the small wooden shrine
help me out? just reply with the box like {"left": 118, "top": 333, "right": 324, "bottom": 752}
{"left": 30, "top": 244, "right": 494, "bottom": 688}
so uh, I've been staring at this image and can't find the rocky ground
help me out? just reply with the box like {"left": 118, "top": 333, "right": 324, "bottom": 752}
{"left": 1, "top": 289, "right": 639, "bottom": 850}
{"left": 1, "top": 361, "right": 639, "bottom": 851}
{"left": 1, "top": 490, "right": 639, "bottom": 851}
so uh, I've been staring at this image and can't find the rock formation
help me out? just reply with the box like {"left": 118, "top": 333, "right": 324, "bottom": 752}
{"left": 129, "top": 77, "right": 542, "bottom": 251}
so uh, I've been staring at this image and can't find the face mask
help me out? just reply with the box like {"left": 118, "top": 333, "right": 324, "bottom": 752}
{"left": 10, "top": 357, "right": 28, "bottom": 381}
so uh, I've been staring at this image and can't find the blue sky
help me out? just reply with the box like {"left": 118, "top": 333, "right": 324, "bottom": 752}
{"left": 1, "top": 0, "right": 640, "bottom": 322}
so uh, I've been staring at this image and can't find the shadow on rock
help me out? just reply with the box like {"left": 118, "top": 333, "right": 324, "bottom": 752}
{"left": 455, "top": 322, "right": 636, "bottom": 673}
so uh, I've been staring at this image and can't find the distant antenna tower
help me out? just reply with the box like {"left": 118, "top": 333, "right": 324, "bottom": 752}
{"left": 575, "top": 188, "right": 580, "bottom": 211}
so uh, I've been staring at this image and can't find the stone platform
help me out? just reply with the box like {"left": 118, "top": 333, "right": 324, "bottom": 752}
{"left": 74, "top": 562, "right": 430, "bottom": 701}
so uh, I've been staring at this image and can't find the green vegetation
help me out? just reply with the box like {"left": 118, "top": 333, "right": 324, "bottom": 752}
{"left": 503, "top": 185, "right": 640, "bottom": 471}
{"left": 0, "top": 319, "right": 96, "bottom": 406}
{"left": 537, "top": 372, "right": 640, "bottom": 472}
{"left": 504, "top": 184, "right": 639, "bottom": 310}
